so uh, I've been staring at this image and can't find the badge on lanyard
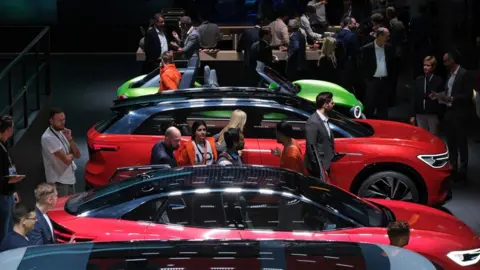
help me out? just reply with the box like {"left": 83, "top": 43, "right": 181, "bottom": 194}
{"left": 8, "top": 165, "right": 17, "bottom": 176}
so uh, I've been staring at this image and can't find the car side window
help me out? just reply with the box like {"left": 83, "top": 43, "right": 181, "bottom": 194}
{"left": 121, "top": 199, "right": 166, "bottom": 222}
{"left": 133, "top": 112, "right": 176, "bottom": 135}
{"left": 226, "top": 192, "right": 352, "bottom": 231}
{"left": 157, "top": 193, "right": 227, "bottom": 228}
{"left": 246, "top": 108, "right": 307, "bottom": 139}
{"left": 187, "top": 109, "right": 233, "bottom": 137}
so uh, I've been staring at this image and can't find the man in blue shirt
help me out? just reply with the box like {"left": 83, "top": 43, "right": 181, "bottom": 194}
{"left": 0, "top": 203, "right": 36, "bottom": 252}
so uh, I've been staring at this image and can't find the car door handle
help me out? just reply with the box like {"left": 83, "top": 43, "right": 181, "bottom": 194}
{"left": 332, "top": 153, "right": 346, "bottom": 162}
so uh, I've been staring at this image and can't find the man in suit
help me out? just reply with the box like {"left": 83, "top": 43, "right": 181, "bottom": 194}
{"left": 431, "top": 51, "right": 473, "bottom": 181}
{"left": 171, "top": 16, "right": 201, "bottom": 61}
{"left": 237, "top": 19, "right": 262, "bottom": 86}
{"left": 0, "top": 203, "right": 35, "bottom": 252}
{"left": 360, "top": 27, "right": 396, "bottom": 119}
{"left": 143, "top": 14, "right": 169, "bottom": 74}
{"left": 305, "top": 92, "right": 335, "bottom": 177}
{"left": 286, "top": 19, "right": 307, "bottom": 81}
{"left": 250, "top": 28, "right": 278, "bottom": 73}
{"left": 27, "top": 183, "right": 58, "bottom": 245}
{"left": 336, "top": 17, "right": 361, "bottom": 96}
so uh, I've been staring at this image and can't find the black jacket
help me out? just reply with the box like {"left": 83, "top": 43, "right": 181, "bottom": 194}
{"left": 250, "top": 40, "right": 273, "bottom": 66}
{"left": 144, "top": 27, "right": 170, "bottom": 64}
{"left": 0, "top": 141, "right": 14, "bottom": 196}
{"left": 150, "top": 141, "right": 177, "bottom": 168}
{"left": 360, "top": 41, "right": 396, "bottom": 80}
{"left": 237, "top": 26, "right": 261, "bottom": 68}
{"left": 410, "top": 74, "right": 443, "bottom": 116}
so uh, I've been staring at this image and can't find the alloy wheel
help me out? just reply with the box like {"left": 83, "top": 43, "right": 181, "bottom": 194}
{"left": 359, "top": 176, "right": 414, "bottom": 202}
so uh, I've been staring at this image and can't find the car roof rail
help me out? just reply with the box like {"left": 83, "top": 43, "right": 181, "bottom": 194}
{"left": 111, "top": 86, "right": 299, "bottom": 109}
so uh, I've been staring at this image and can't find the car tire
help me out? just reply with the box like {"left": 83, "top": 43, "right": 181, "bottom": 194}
{"left": 356, "top": 171, "right": 420, "bottom": 203}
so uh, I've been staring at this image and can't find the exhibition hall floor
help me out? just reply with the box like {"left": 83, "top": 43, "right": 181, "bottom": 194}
{"left": 10, "top": 54, "right": 480, "bottom": 234}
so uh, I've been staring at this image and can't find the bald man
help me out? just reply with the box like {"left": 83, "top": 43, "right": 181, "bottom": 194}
{"left": 150, "top": 127, "right": 182, "bottom": 167}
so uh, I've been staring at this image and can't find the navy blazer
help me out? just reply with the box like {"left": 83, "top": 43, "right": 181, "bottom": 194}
{"left": 0, "top": 231, "right": 29, "bottom": 252}
{"left": 27, "top": 207, "right": 56, "bottom": 245}
{"left": 287, "top": 31, "right": 307, "bottom": 72}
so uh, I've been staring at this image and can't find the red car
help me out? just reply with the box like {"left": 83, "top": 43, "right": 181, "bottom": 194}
{"left": 51, "top": 166, "right": 479, "bottom": 269}
{"left": 86, "top": 89, "right": 451, "bottom": 205}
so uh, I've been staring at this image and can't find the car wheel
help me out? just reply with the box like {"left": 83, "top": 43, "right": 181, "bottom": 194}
{"left": 357, "top": 171, "right": 420, "bottom": 203}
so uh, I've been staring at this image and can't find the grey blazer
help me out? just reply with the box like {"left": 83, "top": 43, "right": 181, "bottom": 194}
{"left": 304, "top": 112, "right": 335, "bottom": 172}
{"left": 181, "top": 29, "right": 201, "bottom": 60}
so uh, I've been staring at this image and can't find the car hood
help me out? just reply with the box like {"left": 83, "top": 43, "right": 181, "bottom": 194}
{"left": 117, "top": 75, "right": 158, "bottom": 97}
{"left": 370, "top": 199, "right": 478, "bottom": 239}
{"left": 294, "top": 79, "right": 363, "bottom": 110}
{"left": 357, "top": 119, "right": 446, "bottom": 151}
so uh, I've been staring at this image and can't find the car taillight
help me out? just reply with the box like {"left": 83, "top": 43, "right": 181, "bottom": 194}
{"left": 90, "top": 143, "right": 120, "bottom": 152}
{"left": 117, "top": 94, "right": 127, "bottom": 100}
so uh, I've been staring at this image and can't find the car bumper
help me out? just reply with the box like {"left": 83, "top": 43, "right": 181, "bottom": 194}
{"left": 427, "top": 170, "right": 453, "bottom": 206}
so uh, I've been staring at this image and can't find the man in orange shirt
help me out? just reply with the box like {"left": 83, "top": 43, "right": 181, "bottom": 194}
{"left": 158, "top": 51, "right": 182, "bottom": 92}
{"left": 271, "top": 121, "right": 306, "bottom": 173}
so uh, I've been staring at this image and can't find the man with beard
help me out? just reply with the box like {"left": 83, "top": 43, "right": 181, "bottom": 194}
{"left": 144, "top": 13, "right": 170, "bottom": 73}
{"left": 305, "top": 92, "right": 335, "bottom": 177}
{"left": 217, "top": 128, "right": 244, "bottom": 166}
{"left": 170, "top": 16, "right": 201, "bottom": 61}
{"left": 41, "top": 108, "right": 81, "bottom": 197}
{"left": 150, "top": 126, "right": 182, "bottom": 167}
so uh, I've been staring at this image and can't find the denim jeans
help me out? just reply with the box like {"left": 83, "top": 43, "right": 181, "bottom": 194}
{"left": 0, "top": 194, "right": 14, "bottom": 242}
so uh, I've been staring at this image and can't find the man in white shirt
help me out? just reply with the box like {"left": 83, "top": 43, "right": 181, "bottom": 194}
{"left": 307, "top": 0, "right": 328, "bottom": 33}
{"left": 41, "top": 108, "right": 81, "bottom": 197}
{"left": 300, "top": 6, "right": 323, "bottom": 42}
{"left": 27, "top": 183, "right": 59, "bottom": 245}
{"left": 360, "top": 27, "right": 395, "bottom": 119}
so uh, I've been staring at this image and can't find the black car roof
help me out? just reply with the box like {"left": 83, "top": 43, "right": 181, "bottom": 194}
{"left": 112, "top": 87, "right": 312, "bottom": 112}
{"left": 1, "top": 240, "right": 437, "bottom": 270}
{"left": 67, "top": 166, "right": 324, "bottom": 214}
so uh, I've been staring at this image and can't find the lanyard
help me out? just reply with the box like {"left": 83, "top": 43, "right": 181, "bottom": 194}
{"left": 424, "top": 75, "right": 434, "bottom": 109}
{"left": 424, "top": 74, "right": 434, "bottom": 94}
{"left": 0, "top": 142, "right": 13, "bottom": 167}
{"left": 194, "top": 141, "right": 208, "bottom": 165}
{"left": 49, "top": 127, "right": 70, "bottom": 154}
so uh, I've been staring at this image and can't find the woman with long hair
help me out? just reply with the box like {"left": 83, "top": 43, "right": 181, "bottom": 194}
{"left": 317, "top": 37, "right": 339, "bottom": 84}
{"left": 214, "top": 109, "right": 247, "bottom": 153}
{"left": 177, "top": 120, "right": 218, "bottom": 166}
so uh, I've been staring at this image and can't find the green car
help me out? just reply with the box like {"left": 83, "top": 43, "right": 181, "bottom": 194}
{"left": 257, "top": 66, "right": 364, "bottom": 119}
{"left": 117, "top": 58, "right": 202, "bottom": 99}
{"left": 117, "top": 57, "right": 364, "bottom": 119}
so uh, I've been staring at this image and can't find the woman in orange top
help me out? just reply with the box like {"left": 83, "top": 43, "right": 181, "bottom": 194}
{"left": 271, "top": 121, "right": 306, "bottom": 174}
{"left": 158, "top": 51, "right": 182, "bottom": 92}
{"left": 177, "top": 120, "right": 218, "bottom": 166}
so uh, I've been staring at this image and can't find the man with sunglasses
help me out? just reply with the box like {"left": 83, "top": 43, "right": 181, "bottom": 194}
{"left": 0, "top": 115, "right": 24, "bottom": 242}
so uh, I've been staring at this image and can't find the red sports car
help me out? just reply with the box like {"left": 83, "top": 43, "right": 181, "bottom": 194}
{"left": 51, "top": 166, "right": 479, "bottom": 269}
{"left": 86, "top": 88, "right": 451, "bottom": 205}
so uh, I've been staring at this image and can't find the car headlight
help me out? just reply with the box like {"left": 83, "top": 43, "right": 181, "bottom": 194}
{"left": 349, "top": 105, "right": 362, "bottom": 119}
{"left": 417, "top": 151, "right": 449, "bottom": 168}
{"left": 447, "top": 248, "right": 480, "bottom": 266}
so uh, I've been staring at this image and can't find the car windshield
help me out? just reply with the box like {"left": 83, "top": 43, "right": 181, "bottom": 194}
{"left": 258, "top": 66, "right": 300, "bottom": 94}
